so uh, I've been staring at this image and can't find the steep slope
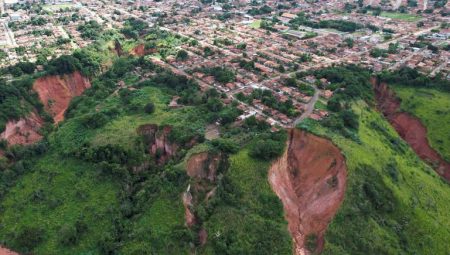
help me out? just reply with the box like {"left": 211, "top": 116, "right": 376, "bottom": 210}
{"left": 131, "top": 44, "right": 156, "bottom": 56}
{"left": 392, "top": 86, "right": 450, "bottom": 162}
{"left": 33, "top": 71, "right": 91, "bottom": 123}
{"left": 374, "top": 80, "right": 450, "bottom": 181}
{"left": 0, "top": 112, "right": 43, "bottom": 145}
{"left": 300, "top": 102, "right": 450, "bottom": 254}
{"left": 269, "top": 129, "right": 347, "bottom": 255}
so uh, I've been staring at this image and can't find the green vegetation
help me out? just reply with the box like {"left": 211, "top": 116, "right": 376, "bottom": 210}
{"left": 0, "top": 155, "right": 120, "bottom": 254}
{"left": 289, "top": 12, "right": 364, "bottom": 32}
{"left": 236, "top": 88, "right": 297, "bottom": 116}
{"left": 195, "top": 66, "right": 236, "bottom": 83}
{"left": 77, "top": 20, "right": 103, "bottom": 40}
{"left": 201, "top": 147, "right": 291, "bottom": 254}
{"left": 0, "top": 77, "right": 48, "bottom": 133}
{"left": 249, "top": 19, "right": 262, "bottom": 29}
{"left": 393, "top": 86, "right": 450, "bottom": 161}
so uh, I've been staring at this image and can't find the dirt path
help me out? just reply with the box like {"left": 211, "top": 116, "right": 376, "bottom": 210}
{"left": 269, "top": 129, "right": 347, "bottom": 254}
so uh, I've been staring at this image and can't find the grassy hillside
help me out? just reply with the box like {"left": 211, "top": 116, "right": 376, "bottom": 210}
{"left": 300, "top": 101, "right": 450, "bottom": 254}
{"left": 201, "top": 148, "right": 291, "bottom": 254}
{"left": 0, "top": 155, "right": 120, "bottom": 254}
{"left": 0, "top": 49, "right": 292, "bottom": 255}
{"left": 393, "top": 86, "right": 450, "bottom": 162}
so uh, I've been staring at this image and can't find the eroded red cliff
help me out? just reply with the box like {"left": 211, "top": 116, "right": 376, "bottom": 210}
{"left": 33, "top": 71, "right": 91, "bottom": 123}
{"left": 373, "top": 79, "right": 450, "bottom": 181}
{"left": 0, "top": 112, "right": 43, "bottom": 146}
{"left": 269, "top": 129, "right": 347, "bottom": 255}
{"left": 137, "top": 124, "right": 179, "bottom": 165}
{"left": 131, "top": 44, "right": 156, "bottom": 57}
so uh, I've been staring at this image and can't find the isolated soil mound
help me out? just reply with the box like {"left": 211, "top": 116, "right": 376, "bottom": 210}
{"left": 269, "top": 129, "right": 347, "bottom": 255}
{"left": 0, "top": 247, "right": 18, "bottom": 255}
{"left": 0, "top": 112, "right": 43, "bottom": 145}
{"left": 374, "top": 80, "right": 450, "bottom": 181}
{"left": 33, "top": 71, "right": 91, "bottom": 123}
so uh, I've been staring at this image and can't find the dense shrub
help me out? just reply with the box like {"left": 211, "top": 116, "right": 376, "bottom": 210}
{"left": 211, "top": 138, "right": 239, "bottom": 153}
{"left": 249, "top": 137, "right": 285, "bottom": 160}
{"left": 144, "top": 102, "right": 155, "bottom": 114}
{"left": 379, "top": 67, "right": 450, "bottom": 92}
{"left": 13, "top": 227, "right": 45, "bottom": 253}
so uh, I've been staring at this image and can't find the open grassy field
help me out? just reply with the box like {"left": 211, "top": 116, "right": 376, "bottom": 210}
{"left": 380, "top": 11, "right": 422, "bottom": 22}
{"left": 250, "top": 19, "right": 262, "bottom": 29}
{"left": 393, "top": 86, "right": 450, "bottom": 162}
{"left": 42, "top": 3, "right": 76, "bottom": 11}
{"left": 300, "top": 101, "right": 450, "bottom": 254}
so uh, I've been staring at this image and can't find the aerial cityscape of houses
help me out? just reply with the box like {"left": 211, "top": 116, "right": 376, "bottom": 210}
{"left": 0, "top": 0, "right": 449, "bottom": 128}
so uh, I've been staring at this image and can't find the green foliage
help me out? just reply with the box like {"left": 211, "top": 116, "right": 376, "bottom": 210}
{"left": 197, "top": 66, "right": 236, "bottom": 83}
{"left": 379, "top": 67, "right": 450, "bottom": 92}
{"left": 176, "top": 49, "right": 188, "bottom": 61}
{"left": 77, "top": 20, "right": 103, "bottom": 40}
{"left": 121, "top": 18, "right": 147, "bottom": 39}
{"left": 211, "top": 138, "right": 239, "bottom": 154}
{"left": 289, "top": 12, "right": 363, "bottom": 32}
{"left": 247, "top": 5, "right": 272, "bottom": 16}
{"left": 0, "top": 77, "right": 44, "bottom": 132}
{"left": 202, "top": 145, "right": 291, "bottom": 254}
{"left": 13, "top": 226, "right": 45, "bottom": 253}
{"left": 249, "top": 131, "right": 286, "bottom": 160}
{"left": 370, "top": 48, "right": 389, "bottom": 58}
{"left": 237, "top": 88, "right": 297, "bottom": 116}
{"left": 144, "top": 102, "right": 155, "bottom": 114}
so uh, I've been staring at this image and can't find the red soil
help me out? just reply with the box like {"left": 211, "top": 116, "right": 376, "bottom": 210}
{"left": 186, "top": 152, "right": 221, "bottom": 182}
{"left": 182, "top": 152, "right": 224, "bottom": 245}
{"left": 33, "top": 71, "right": 91, "bottom": 123}
{"left": 373, "top": 79, "right": 450, "bottom": 181}
{"left": 137, "top": 124, "right": 179, "bottom": 165}
{"left": 182, "top": 184, "right": 196, "bottom": 227}
{"left": 269, "top": 129, "right": 347, "bottom": 255}
{"left": 0, "top": 112, "right": 43, "bottom": 145}
{"left": 0, "top": 247, "right": 18, "bottom": 255}
{"left": 130, "top": 44, "right": 156, "bottom": 57}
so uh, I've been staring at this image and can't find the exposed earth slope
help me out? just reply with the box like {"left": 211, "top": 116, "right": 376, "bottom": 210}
{"left": 374, "top": 80, "right": 450, "bottom": 181}
{"left": 269, "top": 129, "right": 346, "bottom": 254}
{"left": 33, "top": 71, "right": 91, "bottom": 123}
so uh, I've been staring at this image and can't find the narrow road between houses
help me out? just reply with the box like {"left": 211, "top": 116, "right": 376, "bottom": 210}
{"left": 293, "top": 85, "right": 319, "bottom": 127}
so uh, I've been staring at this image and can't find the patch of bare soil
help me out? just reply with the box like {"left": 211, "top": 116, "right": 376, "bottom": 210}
{"left": 269, "top": 129, "right": 347, "bottom": 255}
{"left": 0, "top": 112, "right": 43, "bottom": 145}
{"left": 0, "top": 247, "right": 18, "bottom": 255}
{"left": 137, "top": 124, "right": 179, "bottom": 165}
{"left": 205, "top": 124, "right": 220, "bottom": 141}
{"left": 373, "top": 79, "right": 450, "bottom": 181}
{"left": 130, "top": 44, "right": 156, "bottom": 56}
{"left": 33, "top": 71, "right": 91, "bottom": 123}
